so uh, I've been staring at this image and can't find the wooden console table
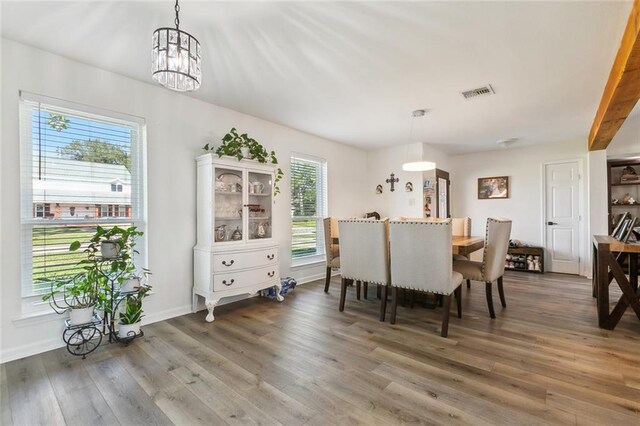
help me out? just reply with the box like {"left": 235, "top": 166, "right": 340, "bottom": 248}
{"left": 592, "top": 235, "right": 640, "bottom": 329}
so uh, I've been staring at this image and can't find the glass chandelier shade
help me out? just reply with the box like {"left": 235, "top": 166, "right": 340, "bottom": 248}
{"left": 151, "top": 1, "right": 201, "bottom": 92}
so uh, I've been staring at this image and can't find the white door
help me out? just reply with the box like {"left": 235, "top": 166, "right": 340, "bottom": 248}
{"left": 545, "top": 162, "right": 580, "bottom": 274}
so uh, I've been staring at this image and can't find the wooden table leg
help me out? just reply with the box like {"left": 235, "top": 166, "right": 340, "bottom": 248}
{"left": 631, "top": 253, "right": 639, "bottom": 293}
{"left": 596, "top": 243, "right": 610, "bottom": 328}
{"left": 605, "top": 251, "right": 640, "bottom": 329}
{"left": 592, "top": 243, "right": 598, "bottom": 298}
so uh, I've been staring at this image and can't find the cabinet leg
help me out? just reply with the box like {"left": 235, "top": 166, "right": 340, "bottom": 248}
{"left": 192, "top": 293, "right": 199, "bottom": 313}
{"left": 274, "top": 281, "right": 284, "bottom": 302}
{"left": 205, "top": 299, "right": 219, "bottom": 322}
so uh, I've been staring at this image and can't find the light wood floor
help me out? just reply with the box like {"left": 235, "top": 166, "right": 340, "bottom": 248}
{"left": 2, "top": 272, "right": 640, "bottom": 425}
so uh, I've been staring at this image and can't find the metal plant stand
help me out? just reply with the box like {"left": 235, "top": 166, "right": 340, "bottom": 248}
{"left": 62, "top": 315, "right": 103, "bottom": 359}
{"left": 57, "top": 255, "right": 144, "bottom": 359}
{"left": 96, "top": 256, "right": 145, "bottom": 345}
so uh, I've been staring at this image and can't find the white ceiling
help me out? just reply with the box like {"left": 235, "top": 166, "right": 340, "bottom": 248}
{"left": 1, "top": 1, "right": 633, "bottom": 154}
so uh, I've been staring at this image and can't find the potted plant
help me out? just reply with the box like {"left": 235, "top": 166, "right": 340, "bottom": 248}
{"left": 203, "top": 127, "right": 284, "bottom": 196}
{"left": 42, "top": 270, "right": 107, "bottom": 326}
{"left": 118, "top": 285, "right": 151, "bottom": 338}
{"left": 79, "top": 225, "right": 144, "bottom": 260}
{"left": 120, "top": 267, "right": 151, "bottom": 293}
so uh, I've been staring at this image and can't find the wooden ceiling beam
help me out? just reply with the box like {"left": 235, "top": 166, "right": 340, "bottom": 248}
{"left": 588, "top": 0, "right": 640, "bottom": 151}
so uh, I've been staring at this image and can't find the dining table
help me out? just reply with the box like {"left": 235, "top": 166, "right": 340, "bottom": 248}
{"left": 331, "top": 235, "right": 485, "bottom": 257}
{"left": 592, "top": 235, "right": 640, "bottom": 330}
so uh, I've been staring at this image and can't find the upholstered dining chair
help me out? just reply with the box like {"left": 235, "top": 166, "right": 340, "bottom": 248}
{"left": 451, "top": 217, "right": 472, "bottom": 283}
{"left": 453, "top": 218, "right": 512, "bottom": 318}
{"left": 323, "top": 217, "right": 340, "bottom": 293}
{"left": 337, "top": 218, "right": 390, "bottom": 321}
{"left": 451, "top": 217, "right": 471, "bottom": 238}
{"left": 388, "top": 219, "right": 463, "bottom": 337}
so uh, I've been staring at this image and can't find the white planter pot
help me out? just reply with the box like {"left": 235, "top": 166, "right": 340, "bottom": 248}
{"left": 100, "top": 241, "right": 121, "bottom": 258}
{"left": 240, "top": 147, "right": 250, "bottom": 158}
{"left": 121, "top": 277, "right": 140, "bottom": 293}
{"left": 69, "top": 306, "right": 94, "bottom": 326}
{"left": 118, "top": 322, "right": 141, "bottom": 338}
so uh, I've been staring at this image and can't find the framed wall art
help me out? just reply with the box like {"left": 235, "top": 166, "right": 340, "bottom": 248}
{"left": 477, "top": 176, "right": 509, "bottom": 199}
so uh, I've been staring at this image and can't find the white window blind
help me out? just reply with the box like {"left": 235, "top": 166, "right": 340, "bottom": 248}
{"left": 291, "top": 155, "right": 328, "bottom": 261}
{"left": 19, "top": 92, "right": 146, "bottom": 299}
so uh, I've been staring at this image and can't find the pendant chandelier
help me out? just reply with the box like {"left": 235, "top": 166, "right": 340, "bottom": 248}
{"left": 152, "top": 0, "right": 201, "bottom": 92}
{"left": 402, "top": 109, "right": 436, "bottom": 172}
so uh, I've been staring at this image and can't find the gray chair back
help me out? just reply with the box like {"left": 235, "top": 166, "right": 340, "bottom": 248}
{"left": 482, "top": 218, "right": 512, "bottom": 282}
{"left": 389, "top": 219, "right": 455, "bottom": 295}
{"left": 337, "top": 219, "right": 390, "bottom": 285}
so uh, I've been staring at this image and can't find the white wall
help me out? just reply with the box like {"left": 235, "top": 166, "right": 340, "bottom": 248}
{"left": 606, "top": 111, "right": 640, "bottom": 158}
{"left": 365, "top": 142, "right": 451, "bottom": 218}
{"left": 450, "top": 139, "right": 590, "bottom": 274}
{"left": 0, "top": 39, "right": 367, "bottom": 362}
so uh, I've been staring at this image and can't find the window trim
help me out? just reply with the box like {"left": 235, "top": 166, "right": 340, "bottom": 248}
{"left": 290, "top": 153, "right": 328, "bottom": 266}
{"left": 19, "top": 91, "right": 148, "bottom": 307}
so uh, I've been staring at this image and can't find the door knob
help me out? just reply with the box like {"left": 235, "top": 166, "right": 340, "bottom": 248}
{"left": 547, "top": 221, "right": 558, "bottom": 225}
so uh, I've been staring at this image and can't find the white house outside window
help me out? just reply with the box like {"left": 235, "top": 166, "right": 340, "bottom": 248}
{"left": 19, "top": 92, "right": 146, "bottom": 306}
{"left": 290, "top": 154, "right": 328, "bottom": 264}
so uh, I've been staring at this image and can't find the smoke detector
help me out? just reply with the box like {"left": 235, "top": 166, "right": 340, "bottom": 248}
{"left": 496, "top": 138, "right": 518, "bottom": 148}
{"left": 412, "top": 109, "right": 427, "bottom": 117}
{"left": 461, "top": 85, "right": 495, "bottom": 99}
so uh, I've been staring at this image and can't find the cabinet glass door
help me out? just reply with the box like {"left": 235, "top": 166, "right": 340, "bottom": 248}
{"left": 213, "top": 167, "right": 244, "bottom": 243}
{"left": 247, "top": 171, "right": 273, "bottom": 240}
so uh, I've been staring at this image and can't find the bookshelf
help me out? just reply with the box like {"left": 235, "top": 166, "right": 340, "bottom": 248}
{"left": 607, "top": 159, "right": 640, "bottom": 235}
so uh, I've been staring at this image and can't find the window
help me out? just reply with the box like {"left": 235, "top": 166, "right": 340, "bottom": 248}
{"left": 290, "top": 154, "right": 327, "bottom": 263}
{"left": 20, "top": 92, "right": 146, "bottom": 303}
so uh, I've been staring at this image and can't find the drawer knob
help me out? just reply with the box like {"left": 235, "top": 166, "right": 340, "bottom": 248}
{"left": 267, "top": 271, "right": 275, "bottom": 278}
{"left": 222, "top": 279, "right": 235, "bottom": 286}
{"left": 222, "top": 260, "right": 235, "bottom": 266}
{"left": 267, "top": 254, "right": 275, "bottom": 260}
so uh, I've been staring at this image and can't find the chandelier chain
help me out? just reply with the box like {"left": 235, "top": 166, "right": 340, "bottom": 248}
{"left": 174, "top": 0, "right": 180, "bottom": 29}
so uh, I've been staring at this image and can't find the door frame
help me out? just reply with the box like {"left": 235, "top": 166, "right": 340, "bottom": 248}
{"left": 434, "top": 168, "right": 450, "bottom": 218}
{"left": 541, "top": 159, "right": 586, "bottom": 276}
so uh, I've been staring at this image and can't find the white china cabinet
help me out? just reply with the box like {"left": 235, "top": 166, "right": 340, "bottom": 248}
{"left": 193, "top": 154, "right": 282, "bottom": 322}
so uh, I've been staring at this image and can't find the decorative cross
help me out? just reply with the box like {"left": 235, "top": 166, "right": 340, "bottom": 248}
{"left": 386, "top": 173, "right": 399, "bottom": 192}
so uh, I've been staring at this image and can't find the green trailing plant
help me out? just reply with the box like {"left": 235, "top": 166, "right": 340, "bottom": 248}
{"left": 42, "top": 270, "right": 107, "bottom": 313}
{"left": 119, "top": 285, "right": 152, "bottom": 325}
{"left": 203, "top": 127, "right": 284, "bottom": 196}
{"left": 43, "top": 225, "right": 148, "bottom": 316}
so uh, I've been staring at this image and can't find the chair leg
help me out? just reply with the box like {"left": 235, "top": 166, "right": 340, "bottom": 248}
{"left": 438, "top": 294, "right": 443, "bottom": 307}
{"left": 390, "top": 287, "right": 398, "bottom": 324}
{"left": 356, "top": 281, "right": 361, "bottom": 300}
{"left": 485, "top": 281, "right": 496, "bottom": 319}
{"left": 377, "top": 285, "right": 382, "bottom": 299}
{"left": 339, "top": 278, "right": 348, "bottom": 312}
{"left": 324, "top": 267, "right": 332, "bottom": 293}
{"left": 466, "top": 279, "right": 471, "bottom": 289}
{"left": 455, "top": 286, "right": 462, "bottom": 318}
{"left": 363, "top": 282, "right": 368, "bottom": 299}
{"left": 441, "top": 294, "right": 452, "bottom": 337}
{"left": 380, "top": 285, "right": 388, "bottom": 321}
{"left": 497, "top": 276, "right": 506, "bottom": 308}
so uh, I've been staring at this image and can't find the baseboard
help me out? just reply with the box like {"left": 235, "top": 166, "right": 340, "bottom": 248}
{"left": 143, "top": 304, "right": 192, "bottom": 325}
{"left": 1, "top": 304, "right": 193, "bottom": 364}
{"left": 296, "top": 271, "right": 334, "bottom": 285}
{"left": 0, "top": 337, "right": 63, "bottom": 364}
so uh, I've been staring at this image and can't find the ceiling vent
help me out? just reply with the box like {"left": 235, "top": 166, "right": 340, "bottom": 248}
{"left": 461, "top": 85, "right": 495, "bottom": 100}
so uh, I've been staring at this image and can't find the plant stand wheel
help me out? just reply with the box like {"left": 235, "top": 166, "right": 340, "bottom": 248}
{"left": 62, "top": 316, "right": 103, "bottom": 359}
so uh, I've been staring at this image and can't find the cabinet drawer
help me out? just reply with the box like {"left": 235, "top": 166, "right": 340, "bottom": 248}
{"left": 213, "top": 265, "right": 279, "bottom": 292}
{"left": 213, "top": 247, "right": 278, "bottom": 272}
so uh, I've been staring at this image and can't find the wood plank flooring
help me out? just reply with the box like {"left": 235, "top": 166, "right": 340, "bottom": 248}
{"left": 2, "top": 272, "right": 640, "bottom": 425}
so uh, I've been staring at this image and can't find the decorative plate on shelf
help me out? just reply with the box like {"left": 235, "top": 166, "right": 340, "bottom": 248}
{"left": 216, "top": 172, "right": 242, "bottom": 193}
